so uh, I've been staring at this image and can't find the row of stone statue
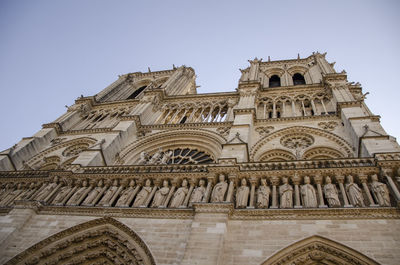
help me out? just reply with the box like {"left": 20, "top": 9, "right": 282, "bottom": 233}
{"left": 0, "top": 173, "right": 392, "bottom": 209}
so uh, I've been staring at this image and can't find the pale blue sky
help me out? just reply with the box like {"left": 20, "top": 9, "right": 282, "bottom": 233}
{"left": 0, "top": 0, "right": 399, "bottom": 150}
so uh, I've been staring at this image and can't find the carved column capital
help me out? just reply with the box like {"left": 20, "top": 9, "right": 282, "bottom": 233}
{"left": 153, "top": 179, "right": 162, "bottom": 187}
{"left": 291, "top": 174, "right": 301, "bottom": 185}
{"left": 335, "top": 174, "right": 345, "bottom": 184}
{"left": 249, "top": 177, "right": 258, "bottom": 186}
{"left": 358, "top": 174, "right": 368, "bottom": 183}
{"left": 270, "top": 176, "right": 280, "bottom": 186}
{"left": 313, "top": 174, "right": 323, "bottom": 184}
{"left": 189, "top": 178, "right": 197, "bottom": 186}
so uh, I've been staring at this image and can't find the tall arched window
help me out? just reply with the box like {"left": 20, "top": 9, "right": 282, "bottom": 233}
{"left": 127, "top": 85, "right": 147, "bottom": 99}
{"left": 292, "top": 73, "right": 306, "bottom": 85}
{"left": 269, "top": 75, "right": 281, "bottom": 87}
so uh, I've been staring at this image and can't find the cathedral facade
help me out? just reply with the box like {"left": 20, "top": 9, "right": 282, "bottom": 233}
{"left": 0, "top": 53, "right": 400, "bottom": 265}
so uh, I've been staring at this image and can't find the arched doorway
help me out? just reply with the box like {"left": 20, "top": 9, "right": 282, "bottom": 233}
{"left": 5, "top": 217, "right": 156, "bottom": 265}
{"left": 260, "top": 235, "right": 379, "bottom": 265}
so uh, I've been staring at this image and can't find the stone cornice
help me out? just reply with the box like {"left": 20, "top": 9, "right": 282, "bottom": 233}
{"left": 348, "top": 115, "right": 381, "bottom": 122}
{"left": 135, "top": 121, "right": 233, "bottom": 130}
{"left": 261, "top": 83, "right": 323, "bottom": 92}
{"left": 9, "top": 201, "right": 398, "bottom": 220}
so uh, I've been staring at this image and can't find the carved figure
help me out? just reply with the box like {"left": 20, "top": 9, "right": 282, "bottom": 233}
{"left": 16, "top": 182, "right": 37, "bottom": 200}
{"left": 370, "top": 174, "right": 390, "bottom": 206}
{"left": 82, "top": 179, "right": 104, "bottom": 206}
{"left": 323, "top": 176, "right": 341, "bottom": 207}
{"left": 279, "top": 177, "right": 293, "bottom": 208}
{"left": 169, "top": 179, "right": 189, "bottom": 208}
{"left": 0, "top": 183, "right": 24, "bottom": 206}
{"left": 148, "top": 149, "right": 162, "bottom": 164}
{"left": 35, "top": 176, "right": 59, "bottom": 201}
{"left": 190, "top": 179, "right": 206, "bottom": 204}
{"left": 151, "top": 180, "right": 170, "bottom": 207}
{"left": 66, "top": 180, "right": 89, "bottom": 206}
{"left": 211, "top": 174, "right": 228, "bottom": 202}
{"left": 257, "top": 178, "right": 270, "bottom": 208}
{"left": 51, "top": 180, "right": 74, "bottom": 205}
{"left": 98, "top": 179, "right": 119, "bottom": 206}
{"left": 137, "top": 151, "right": 148, "bottom": 165}
{"left": 301, "top": 176, "right": 318, "bottom": 208}
{"left": 345, "top": 175, "right": 365, "bottom": 207}
{"left": 160, "top": 150, "right": 173, "bottom": 164}
{"left": 115, "top": 179, "right": 136, "bottom": 207}
{"left": 133, "top": 179, "right": 152, "bottom": 207}
{"left": 236, "top": 178, "right": 249, "bottom": 208}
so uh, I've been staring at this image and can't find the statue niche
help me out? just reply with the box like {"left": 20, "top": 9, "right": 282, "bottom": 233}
{"left": 211, "top": 174, "right": 228, "bottom": 203}
{"left": 169, "top": 179, "right": 189, "bottom": 208}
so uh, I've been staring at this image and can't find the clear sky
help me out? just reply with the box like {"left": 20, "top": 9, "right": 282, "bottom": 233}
{"left": 0, "top": 0, "right": 399, "bottom": 151}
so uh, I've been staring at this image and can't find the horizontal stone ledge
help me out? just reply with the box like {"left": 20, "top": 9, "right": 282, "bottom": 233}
{"left": 4, "top": 202, "right": 399, "bottom": 220}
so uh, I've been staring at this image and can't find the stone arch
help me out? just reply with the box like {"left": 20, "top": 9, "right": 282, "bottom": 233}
{"left": 250, "top": 126, "right": 353, "bottom": 161}
{"left": 303, "top": 146, "right": 345, "bottom": 160}
{"left": 259, "top": 149, "right": 296, "bottom": 161}
{"left": 287, "top": 65, "right": 309, "bottom": 76}
{"left": 262, "top": 67, "right": 285, "bottom": 78}
{"left": 5, "top": 217, "right": 156, "bottom": 265}
{"left": 25, "top": 137, "right": 97, "bottom": 169}
{"left": 118, "top": 129, "right": 225, "bottom": 165}
{"left": 260, "top": 235, "right": 379, "bottom": 265}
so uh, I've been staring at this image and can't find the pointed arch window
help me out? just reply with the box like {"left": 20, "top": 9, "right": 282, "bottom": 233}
{"left": 269, "top": 75, "right": 281, "bottom": 87}
{"left": 292, "top": 73, "right": 306, "bottom": 85}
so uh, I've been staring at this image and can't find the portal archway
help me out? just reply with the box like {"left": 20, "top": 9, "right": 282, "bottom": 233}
{"left": 260, "top": 235, "right": 379, "bottom": 265}
{"left": 6, "top": 217, "right": 156, "bottom": 265}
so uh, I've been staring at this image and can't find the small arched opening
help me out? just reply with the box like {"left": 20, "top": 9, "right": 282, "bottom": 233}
{"left": 269, "top": 75, "right": 281, "bottom": 87}
{"left": 292, "top": 73, "right": 306, "bottom": 85}
{"left": 127, "top": 85, "right": 147, "bottom": 99}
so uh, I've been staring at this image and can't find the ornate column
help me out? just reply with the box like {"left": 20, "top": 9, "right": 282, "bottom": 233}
{"left": 187, "top": 107, "right": 197, "bottom": 123}
{"left": 204, "top": 106, "right": 215, "bottom": 122}
{"left": 270, "top": 176, "right": 279, "bottom": 209}
{"left": 60, "top": 186, "right": 78, "bottom": 206}
{"left": 383, "top": 169, "right": 400, "bottom": 201}
{"left": 272, "top": 101, "right": 277, "bottom": 118}
{"left": 263, "top": 102, "right": 266, "bottom": 119}
{"left": 107, "top": 184, "right": 124, "bottom": 207}
{"left": 321, "top": 99, "right": 328, "bottom": 114}
{"left": 282, "top": 101, "right": 286, "bottom": 117}
{"left": 202, "top": 176, "right": 215, "bottom": 203}
{"left": 225, "top": 173, "right": 237, "bottom": 203}
{"left": 195, "top": 107, "right": 206, "bottom": 122}
{"left": 144, "top": 179, "right": 160, "bottom": 207}
{"left": 248, "top": 177, "right": 257, "bottom": 208}
{"left": 163, "top": 179, "right": 177, "bottom": 207}
{"left": 310, "top": 99, "right": 317, "bottom": 115}
{"left": 183, "top": 179, "right": 196, "bottom": 207}
{"left": 301, "top": 101, "right": 307, "bottom": 116}
{"left": 161, "top": 108, "right": 172, "bottom": 124}
{"left": 124, "top": 181, "right": 141, "bottom": 207}
{"left": 359, "top": 174, "right": 377, "bottom": 206}
{"left": 314, "top": 174, "right": 327, "bottom": 208}
{"left": 335, "top": 174, "right": 351, "bottom": 207}
{"left": 43, "top": 183, "right": 63, "bottom": 203}
{"left": 168, "top": 109, "right": 180, "bottom": 124}
{"left": 292, "top": 174, "right": 302, "bottom": 208}
{"left": 291, "top": 100, "right": 296, "bottom": 117}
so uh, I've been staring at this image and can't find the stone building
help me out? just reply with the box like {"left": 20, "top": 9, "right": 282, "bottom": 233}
{"left": 0, "top": 52, "right": 400, "bottom": 265}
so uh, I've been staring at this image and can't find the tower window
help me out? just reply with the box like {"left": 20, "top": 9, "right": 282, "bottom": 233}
{"left": 292, "top": 73, "right": 306, "bottom": 85}
{"left": 269, "top": 75, "right": 281, "bottom": 87}
{"left": 127, "top": 85, "right": 147, "bottom": 99}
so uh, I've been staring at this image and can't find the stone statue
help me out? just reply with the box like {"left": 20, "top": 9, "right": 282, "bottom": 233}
{"left": 345, "top": 175, "right": 365, "bottom": 207}
{"left": 82, "top": 179, "right": 104, "bottom": 206}
{"left": 279, "top": 177, "right": 293, "bottom": 208}
{"left": 137, "top": 151, "right": 148, "bottom": 165}
{"left": 148, "top": 148, "right": 162, "bottom": 164}
{"left": 18, "top": 182, "right": 38, "bottom": 200}
{"left": 370, "top": 174, "right": 390, "bottom": 206}
{"left": 133, "top": 179, "right": 152, "bottom": 207}
{"left": 169, "top": 179, "right": 189, "bottom": 208}
{"left": 35, "top": 176, "right": 59, "bottom": 201}
{"left": 257, "top": 178, "right": 270, "bottom": 208}
{"left": 0, "top": 183, "right": 24, "bottom": 206}
{"left": 66, "top": 180, "right": 89, "bottom": 206}
{"left": 115, "top": 179, "right": 136, "bottom": 207}
{"left": 189, "top": 179, "right": 206, "bottom": 205}
{"left": 151, "top": 180, "right": 170, "bottom": 207}
{"left": 236, "top": 178, "right": 249, "bottom": 208}
{"left": 301, "top": 176, "right": 318, "bottom": 208}
{"left": 211, "top": 174, "right": 228, "bottom": 203}
{"left": 98, "top": 179, "right": 119, "bottom": 206}
{"left": 51, "top": 180, "right": 74, "bottom": 205}
{"left": 160, "top": 150, "right": 173, "bottom": 165}
{"left": 323, "top": 176, "right": 341, "bottom": 207}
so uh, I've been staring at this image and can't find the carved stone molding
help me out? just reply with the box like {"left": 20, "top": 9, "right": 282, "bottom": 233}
{"left": 318, "top": 121, "right": 338, "bottom": 131}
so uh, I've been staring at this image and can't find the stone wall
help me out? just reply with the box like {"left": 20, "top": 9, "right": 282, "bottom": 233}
{"left": 0, "top": 207, "right": 399, "bottom": 265}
